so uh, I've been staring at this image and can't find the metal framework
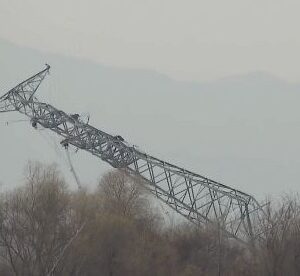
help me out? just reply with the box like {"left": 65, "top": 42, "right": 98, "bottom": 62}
{"left": 0, "top": 65, "right": 264, "bottom": 243}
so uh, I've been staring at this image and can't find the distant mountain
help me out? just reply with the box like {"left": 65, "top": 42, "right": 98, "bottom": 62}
{"left": 1, "top": 38, "right": 300, "bottom": 198}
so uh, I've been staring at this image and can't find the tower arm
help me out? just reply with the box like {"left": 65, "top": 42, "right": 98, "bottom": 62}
{"left": 0, "top": 65, "right": 50, "bottom": 113}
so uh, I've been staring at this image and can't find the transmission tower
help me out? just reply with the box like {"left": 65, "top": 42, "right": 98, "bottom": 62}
{"left": 0, "top": 65, "right": 265, "bottom": 244}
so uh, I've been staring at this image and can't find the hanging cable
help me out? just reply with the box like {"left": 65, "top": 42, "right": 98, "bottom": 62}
{"left": 63, "top": 143, "right": 82, "bottom": 190}
{"left": 37, "top": 129, "right": 68, "bottom": 164}
{"left": 5, "top": 119, "right": 30, "bottom": 126}
{"left": 36, "top": 128, "right": 82, "bottom": 190}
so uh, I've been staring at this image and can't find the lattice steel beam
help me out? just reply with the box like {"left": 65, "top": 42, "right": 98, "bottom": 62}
{"left": 0, "top": 65, "right": 265, "bottom": 243}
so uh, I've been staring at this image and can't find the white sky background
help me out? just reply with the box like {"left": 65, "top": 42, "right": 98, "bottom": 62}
{"left": 1, "top": 0, "right": 300, "bottom": 201}
{"left": 0, "top": 0, "right": 300, "bottom": 82}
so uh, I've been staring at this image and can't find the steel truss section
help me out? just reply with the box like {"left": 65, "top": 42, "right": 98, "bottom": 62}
{"left": 0, "top": 65, "right": 265, "bottom": 243}
{"left": 0, "top": 65, "right": 50, "bottom": 113}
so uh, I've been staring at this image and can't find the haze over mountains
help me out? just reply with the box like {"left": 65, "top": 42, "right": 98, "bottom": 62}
{"left": 1, "top": 38, "right": 300, "bottom": 199}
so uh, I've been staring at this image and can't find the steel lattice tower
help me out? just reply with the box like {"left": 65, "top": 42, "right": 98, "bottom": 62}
{"left": 0, "top": 65, "right": 265, "bottom": 244}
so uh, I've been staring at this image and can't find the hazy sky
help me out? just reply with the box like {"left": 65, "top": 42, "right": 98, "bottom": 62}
{"left": 1, "top": 1, "right": 300, "bottom": 200}
{"left": 1, "top": 0, "right": 300, "bottom": 82}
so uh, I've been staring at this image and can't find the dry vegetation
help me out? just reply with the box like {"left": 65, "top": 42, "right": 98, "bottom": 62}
{"left": 0, "top": 162, "right": 300, "bottom": 276}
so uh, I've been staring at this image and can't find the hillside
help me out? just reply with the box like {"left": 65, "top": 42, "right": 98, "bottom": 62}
{"left": 1, "top": 38, "right": 300, "bottom": 198}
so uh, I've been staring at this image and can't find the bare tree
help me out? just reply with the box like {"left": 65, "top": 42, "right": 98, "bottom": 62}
{"left": 0, "top": 162, "right": 76, "bottom": 276}
{"left": 2, "top": 163, "right": 300, "bottom": 276}
{"left": 256, "top": 194, "right": 300, "bottom": 276}
{"left": 98, "top": 170, "right": 147, "bottom": 218}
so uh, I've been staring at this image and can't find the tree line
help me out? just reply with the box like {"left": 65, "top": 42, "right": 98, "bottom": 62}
{"left": 0, "top": 162, "right": 299, "bottom": 276}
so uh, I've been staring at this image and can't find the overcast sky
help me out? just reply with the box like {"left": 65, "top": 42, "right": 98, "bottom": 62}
{"left": 1, "top": 0, "right": 300, "bottom": 82}
{"left": 1, "top": 1, "right": 300, "bottom": 200}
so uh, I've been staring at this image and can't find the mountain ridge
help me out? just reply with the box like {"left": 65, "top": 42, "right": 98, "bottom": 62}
{"left": 1, "top": 37, "right": 300, "bottom": 199}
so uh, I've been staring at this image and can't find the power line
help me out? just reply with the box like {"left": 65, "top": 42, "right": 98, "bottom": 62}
{"left": 63, "top": 143, "right": 82, "bottom": 190}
